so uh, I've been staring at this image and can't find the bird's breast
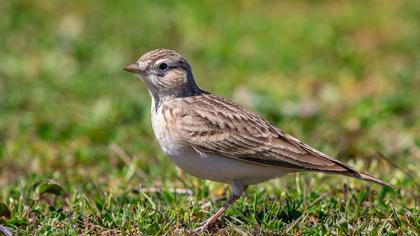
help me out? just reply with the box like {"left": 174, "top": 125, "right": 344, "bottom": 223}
{"left": 151, "top": 104, "right": 185, "bottom": 157}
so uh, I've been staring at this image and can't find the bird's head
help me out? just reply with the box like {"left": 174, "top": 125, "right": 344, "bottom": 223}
{"left": 123, "top": 49, "right": 201, "bottom": 103}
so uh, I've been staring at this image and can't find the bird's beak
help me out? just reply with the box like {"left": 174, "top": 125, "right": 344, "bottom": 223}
{"left": 122, "top": 63, "right": 140, "bottom": 73}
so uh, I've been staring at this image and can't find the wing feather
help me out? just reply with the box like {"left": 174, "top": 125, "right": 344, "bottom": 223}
{"left": 177, "top": 94, "right": 356, "bottom": 174}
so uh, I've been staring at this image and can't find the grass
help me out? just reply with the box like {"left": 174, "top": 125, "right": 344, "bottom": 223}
{"left": 0, "top": 0, "right": 419, "bottom": 235}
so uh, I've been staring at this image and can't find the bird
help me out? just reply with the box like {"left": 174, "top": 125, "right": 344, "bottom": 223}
{"left": 123, "top": 48, "right": 392, "bottom": 232}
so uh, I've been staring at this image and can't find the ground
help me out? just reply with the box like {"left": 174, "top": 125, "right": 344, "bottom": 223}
{"left": 0, "top": 1, "right": 419, "bottom": 235}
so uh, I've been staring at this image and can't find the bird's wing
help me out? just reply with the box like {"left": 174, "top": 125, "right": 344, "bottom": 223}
{"left": 177, "top": 93, "right": 357, "bottom": 174}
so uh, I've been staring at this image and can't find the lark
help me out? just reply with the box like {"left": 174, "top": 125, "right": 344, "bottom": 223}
{"left": 123, "top": 48, "right": 391, "bottom": 232}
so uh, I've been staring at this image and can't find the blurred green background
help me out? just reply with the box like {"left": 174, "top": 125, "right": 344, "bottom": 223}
{"left": 0, "top": 0, "right": 419, "bottom": 235}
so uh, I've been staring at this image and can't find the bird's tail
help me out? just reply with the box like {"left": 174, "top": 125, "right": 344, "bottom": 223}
{"left": 350, "top": 172, "right": 393, "bottom": 188}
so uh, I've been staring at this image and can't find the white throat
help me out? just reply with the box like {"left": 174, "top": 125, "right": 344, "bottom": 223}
{"left": 137, "top": 75, "right": 160, "bottom": 111}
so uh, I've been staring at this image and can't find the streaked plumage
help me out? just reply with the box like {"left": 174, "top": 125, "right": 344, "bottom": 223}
{"left": 123, "top": 48, "right": 391, "bottom": 232}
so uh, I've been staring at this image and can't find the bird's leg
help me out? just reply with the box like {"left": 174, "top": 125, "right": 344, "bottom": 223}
{"left": 194, "top": 182, "right": 246, "bottom": 233}
{"left": 197, "top": 194, "right": 240, "bottom": 230}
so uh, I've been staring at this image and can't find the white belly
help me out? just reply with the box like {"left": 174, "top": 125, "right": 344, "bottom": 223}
{"left": 167, "top": 149, "right": 292, "bottom": 185}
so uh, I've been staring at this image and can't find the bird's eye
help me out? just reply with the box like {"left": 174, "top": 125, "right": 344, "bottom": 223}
{"left": 158, "top": 63, "right": 168, "bottom": 71}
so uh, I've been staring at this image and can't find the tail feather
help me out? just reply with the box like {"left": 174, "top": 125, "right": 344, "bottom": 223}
{"left": 312, "top": 158, "right": 393, "bottom": 188}
{"left": 351, "top": 172, "right": 393, "bottom": 188}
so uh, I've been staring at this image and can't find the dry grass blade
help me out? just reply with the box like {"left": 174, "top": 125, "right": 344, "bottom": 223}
{"left": 377, "top": 151, "right": 420, "bottom": 187}
{"left": 135, "top": 186, "right": 193, "bottom": 196}
{"left": 109, "top": 142, "right": 149, "bottom": 181}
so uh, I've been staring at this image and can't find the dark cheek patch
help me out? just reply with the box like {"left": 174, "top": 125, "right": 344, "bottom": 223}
{"left": 165, "top": 69, "right": 186, "bottom": 87}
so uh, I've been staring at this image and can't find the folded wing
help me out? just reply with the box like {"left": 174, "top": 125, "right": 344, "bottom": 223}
{"left": 177, "top": 94, "right": 391, "bottom": 187}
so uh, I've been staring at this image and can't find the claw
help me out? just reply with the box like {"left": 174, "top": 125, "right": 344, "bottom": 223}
{"left": 192, "top": 221, "right": 210, "bottom": 233}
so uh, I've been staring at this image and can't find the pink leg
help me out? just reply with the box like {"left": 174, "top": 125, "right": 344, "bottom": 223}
{"left": 193, "top": 187, "right": 245, "bottom": 233}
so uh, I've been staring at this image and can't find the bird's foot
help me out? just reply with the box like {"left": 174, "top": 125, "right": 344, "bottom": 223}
{"left": 192, "top": 220, "right": 211, "bottom": 234}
